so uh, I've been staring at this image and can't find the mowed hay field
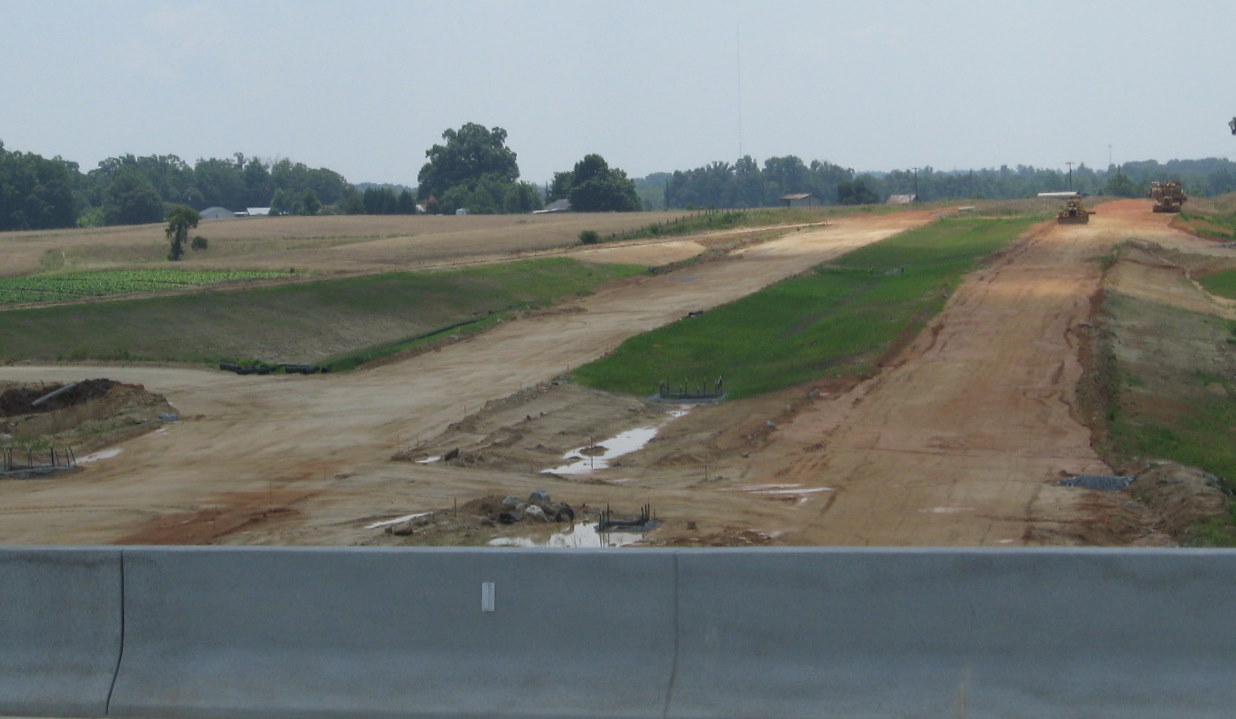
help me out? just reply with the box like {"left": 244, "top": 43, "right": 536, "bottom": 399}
{"left": 1, "top": 210, "right": 691, "bottom": 276}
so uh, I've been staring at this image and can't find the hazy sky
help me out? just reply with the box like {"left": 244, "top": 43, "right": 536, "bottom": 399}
{"left": 4, "top": 0, "right": 1234, "bottom": 186}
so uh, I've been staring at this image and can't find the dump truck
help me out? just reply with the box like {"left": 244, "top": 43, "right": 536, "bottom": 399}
{"left": 1057, "top": 197, "right": 1092, "bottom": 224}
{"left": 1150, "top": 180, "right": 1186, "bottom": 213}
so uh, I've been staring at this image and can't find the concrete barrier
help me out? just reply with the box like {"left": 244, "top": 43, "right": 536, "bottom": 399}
{"left": 108, "top": 547, "right": 678, "bottom": 719}
{"left": 0, "top": 548, "right": 122, "bottom": 718}
{"left": 671, "top": 548, "right": 1236, "bottom": 718}
{"left": 4, "top": 547, "right": 1236, "bottom": 718}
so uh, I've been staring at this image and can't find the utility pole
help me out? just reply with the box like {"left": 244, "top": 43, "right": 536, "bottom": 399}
{"left": 911, "top": 167, "right": 920, "bottom": 202}
{"left": 1065, "top": 161, "right": 1075, "bottom": 191}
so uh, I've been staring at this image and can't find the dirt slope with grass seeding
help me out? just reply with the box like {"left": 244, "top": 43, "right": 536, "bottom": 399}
{"left": 0, "top": 202, "right": 1231, "bottom": 547}
{"left": 0, "top": 210, "right": 930, "bottom": 544}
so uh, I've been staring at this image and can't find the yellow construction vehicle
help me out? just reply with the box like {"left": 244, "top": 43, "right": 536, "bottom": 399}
{"left": 1057, "top": 197, "right": 1092, "bottom": 224}
{"left": 1150, "top": 180, "right": 1186, "bottom": 213}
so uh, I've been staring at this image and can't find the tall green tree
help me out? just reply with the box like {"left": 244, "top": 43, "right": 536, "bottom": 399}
{"left": 417, "top": 123, "right": 521, "bottom": 209}
{"left": 164, "top": 204, "right": 200, "bottom": 260}
{"left": 558, "top": 154, "right": 640, "bottom": 212}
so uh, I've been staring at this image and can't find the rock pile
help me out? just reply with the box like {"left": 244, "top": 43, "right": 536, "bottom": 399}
{"left": 494, "top": 490, "right": 576, "bottom": 525}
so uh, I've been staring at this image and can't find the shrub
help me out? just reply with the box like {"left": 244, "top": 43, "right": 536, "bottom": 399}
{"left": 579, "top": 229, "right": 600, "bottom": 245}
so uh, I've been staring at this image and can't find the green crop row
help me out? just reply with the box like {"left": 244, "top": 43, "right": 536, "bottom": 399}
{"left": 0, "top": 269, "right": 294, "bottom": 305}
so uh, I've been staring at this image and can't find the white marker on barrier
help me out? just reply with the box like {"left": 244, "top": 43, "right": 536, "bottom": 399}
{"left": 481, "top": 582, "right": 495, "bottom": 612}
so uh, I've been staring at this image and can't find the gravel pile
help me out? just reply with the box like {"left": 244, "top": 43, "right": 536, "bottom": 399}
{"left": 1058, "top": 475, "right": 1135, "bottom": 491}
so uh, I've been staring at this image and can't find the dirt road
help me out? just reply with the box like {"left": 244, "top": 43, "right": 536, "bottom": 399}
{"left": 742, "top": 200, "right": 1197, "bottom": 545}
{"left": 0, "top": 211, "right": 933, "bottom": 544}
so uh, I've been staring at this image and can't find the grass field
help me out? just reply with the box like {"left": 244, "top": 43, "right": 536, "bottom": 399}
{"left": 0, "top": 258, "right": 644, "bottom": 366}
{"left": 0, "top": 211, "right": 692, "bottom": 277}
{"left": 1176, "top": 192, "right": 1236, "bottom": 240}
{"left": 573, "top": 216, "right": 1039, "bottom": 399}
{"left": 0, "top": 269, "right": 294, "bottom": 305}
{"left": 1200, "top": 269, "right": 1236, "bottom": 299}
{"left": 1089, "top": 284, "right": 1236, "bottom": 545}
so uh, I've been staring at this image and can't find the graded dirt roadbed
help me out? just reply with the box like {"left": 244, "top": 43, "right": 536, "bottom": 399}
{"left": 739, "top": 200, "right": 1224, "bottom": 546}
{"left": 0, "top": 211, "right": 932, "bottom": 544}
{"left": 3, "top": 202, "right": 1218, "bottom": 547}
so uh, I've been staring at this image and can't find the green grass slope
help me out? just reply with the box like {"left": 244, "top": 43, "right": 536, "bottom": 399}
{"left": 574, "top": 216, "right": 1039, "bottom": 399}
{"left": 0, "top": 258, "right": 644, "bottom": 367}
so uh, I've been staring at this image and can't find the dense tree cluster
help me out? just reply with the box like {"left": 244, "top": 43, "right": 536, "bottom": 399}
{"left": 359, "top": 185, "right": 417, "bottom": 215}
{"left": 549, "top": 154, "right": 640, "bottom": 211}
{"left": 0, "top": 143, "right": 364, "bottom": 229}
{"left": 416, "top": 123, "right": 541, "bottom": 214}
{"left": 82, "top": 153, "right": 351, "bottom": 222}
{"left": 0, "top": 141, "right": 78, "bottom": 231}
{"left": 664, "top": 156, "right": 853, "bottom": 209}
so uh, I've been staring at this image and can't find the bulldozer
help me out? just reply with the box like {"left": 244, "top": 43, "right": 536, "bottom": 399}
{"left": 1150, "top": 180, "right": 1186, "bottom": 213}
{"left": 1057, "top": 197, "right": 1092, "bottom": 224}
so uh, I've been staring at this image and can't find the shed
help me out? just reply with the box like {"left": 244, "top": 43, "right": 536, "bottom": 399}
{"left": 780, "top": 193, "right": 820, "bottom": 208}
{"left": 533, "top": 199, "right": 572, "bottom": 214}
{"left": 886, "top": 194, "right": 917, "bottom": 205}
{"left": 199, "top": 206, "right": 236, "bottom": 220}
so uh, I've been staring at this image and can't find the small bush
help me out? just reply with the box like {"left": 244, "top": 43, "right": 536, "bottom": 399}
{"left": 579, "top": 229, "right": 600, "bottom": 244}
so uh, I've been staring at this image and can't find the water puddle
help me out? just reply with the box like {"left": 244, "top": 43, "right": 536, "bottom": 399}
{"left": 488, "top": 521, "right": 646, "bottom": 548}
{"left": 78, "top": 448, "right": 123, "bottom": 464}
{"left": 919, "top": 506, "right": 975, "bottom": 514}
{"left": 542, "top": 407, "right": 690, "bottom": 476}
{"left": 723, "top": 483, "right": 833, "bottom": 505}
{"left": 544, "top": 426, "right": 660, "bottom": 475}
{"left": 415, "top": 456, "right": 441, "bottom": 464}
{"left": 365, "top": 512, "right": 433, "bottom": 530}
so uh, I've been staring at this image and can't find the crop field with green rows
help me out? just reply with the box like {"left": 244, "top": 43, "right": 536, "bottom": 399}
{"left": 0, "top": 269, "right": 294, "bottom": 306}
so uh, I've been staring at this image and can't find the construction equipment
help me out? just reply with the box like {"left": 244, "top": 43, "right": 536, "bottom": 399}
{"left": 1150, "top": 180, "right": 1187, "bottom": 213}
{"left": 1057, "top": 197, "right": 1092, "bottom": 224}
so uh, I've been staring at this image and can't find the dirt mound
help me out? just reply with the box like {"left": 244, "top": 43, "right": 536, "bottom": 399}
{"left": 0, "top": 379, "right": 118, "bottom": 416}
{"left": 1, "top": 379, "right": 176, "bottom": 456}
{"left": 1130, "top": 462, "right": 1230, "bottom": 538}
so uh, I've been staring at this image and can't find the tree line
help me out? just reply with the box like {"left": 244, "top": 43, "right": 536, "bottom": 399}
{"left": 8, "top": 126, "right": 1236, "bottom": 233}
{"left": 650, "top": 156, "right": 1236, "bottom": 210}
{"left": 0, "top": 142, "right": 355, "bottom": 231}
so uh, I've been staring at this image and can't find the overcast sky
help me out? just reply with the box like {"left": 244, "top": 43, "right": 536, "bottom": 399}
{"left": 3, "top": 0, "right": 1234, "bottom": 186}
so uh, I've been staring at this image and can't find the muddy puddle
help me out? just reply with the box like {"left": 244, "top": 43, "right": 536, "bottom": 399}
{"left": 488, "top": 521, "right": 647, "bottom": 548}
{"left": 542, "top": 407, "right": 689, "bottom": 475}
{"left": 723, "top": 482, "right": 833, "bottom": 505}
